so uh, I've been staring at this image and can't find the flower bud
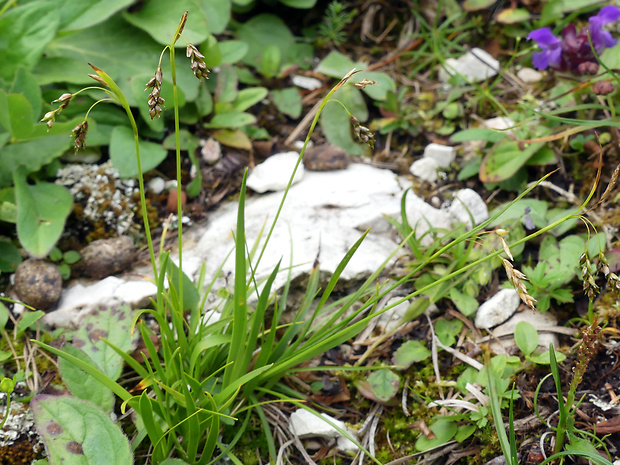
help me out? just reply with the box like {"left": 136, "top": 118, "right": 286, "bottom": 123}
{"left": 593, "top": 80, "right": 614, "bottom": 95}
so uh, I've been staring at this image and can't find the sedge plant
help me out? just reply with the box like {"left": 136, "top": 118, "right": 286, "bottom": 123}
{"left": 29, "top": 10, "right": 620, "bottom": 465}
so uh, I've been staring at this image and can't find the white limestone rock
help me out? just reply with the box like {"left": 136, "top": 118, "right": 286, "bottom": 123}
{"left": 474, "top": 288, "right": 521, "bottom": 329}
{"left": 482, "top": 116, "right": 516, "bottom": 133}
{"left": 517, "top": 67, "right": 543, "bottom": 84}
{"left": 438, "top": 48, "right": 500, "bottom": 83}
{"left": 423, "top": 143, "right": 455, "bottom": 168}
{"left": 288, "top": 409, "right": 359, "bottom": 452}
{"left": 188, "top": 164, "right": 407, "bottom": 299}
{"left": 148, "top": 177, "right": 166, "bottom": 195}
{"left": 404, "top": 190, "right": 454, "bottom": 246}
{"left": 247, "top": 151, "right": 304, "bottom": 193}
{"left": 410, "top": 157, "right": 439, "bottom": 182}
{"left": 42, "top": 277, "right": 156, "bottom": 329}
{"left": 447, "top": 188, "right": 489, "bottom": 229}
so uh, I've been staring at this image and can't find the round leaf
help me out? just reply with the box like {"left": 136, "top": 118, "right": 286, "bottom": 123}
{"left": 367, "top": 369, "right": 400, "bottom": 403}
{"left": 205, "top": 112, "right": 256, "bottom": 129}
{"left": 270, "top": 88, "right": 302, "bottom": 119}
{"left": 392, "top": 341, "right": 431, "bottom": 369}
{"left": 514, "top": 321, "right": 538, "bottom": 356}
{"left": 415, "top": 419, "right": 458, "bottom": 451}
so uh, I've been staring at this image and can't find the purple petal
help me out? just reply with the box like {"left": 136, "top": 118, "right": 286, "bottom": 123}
{"left": 590, "top": 28, "right": 618, "bottom": 50}
{"left": 589, "top": 5, "right": 620, "bottom": 25}
{"left": 528, "top": 27, "right": 561, "bottom": 46}
{"left": 531, "top": 51, "right": 550, "bottom": 70}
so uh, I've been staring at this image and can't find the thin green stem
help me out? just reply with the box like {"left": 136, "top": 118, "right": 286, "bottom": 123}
{"left": 170, "top": 13, "right": 185, "bottom": 314}
{"left": 252, "top": 70, "right": 360, "bottom": 273}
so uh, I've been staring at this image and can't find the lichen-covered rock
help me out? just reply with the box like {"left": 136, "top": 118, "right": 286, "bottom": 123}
{"left": 14, "top": 259, "right": 62, "bottom": 311}
{"left": 81, "top": 236, "right": 136, "bottom": 279}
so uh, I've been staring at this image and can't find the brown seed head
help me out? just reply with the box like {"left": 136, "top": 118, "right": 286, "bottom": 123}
{"left": 71, "top": 121, "right": 89, "bottom": 151}
{"left": 186, "top": 44, "right": 209, "bottom": 80}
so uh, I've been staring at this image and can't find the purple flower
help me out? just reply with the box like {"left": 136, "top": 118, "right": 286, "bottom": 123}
{"left": 588, "top": 5, "right": 620, "bottom": 51}
{"left": 528, "top": 27, "right": 562, "bottom": 70}
{"left": 528, "top": 6, "right": 620, "bottom": 74}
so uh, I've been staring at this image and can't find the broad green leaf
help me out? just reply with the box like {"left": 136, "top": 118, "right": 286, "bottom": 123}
{"left": 39, "top": 15, "right": 199, "bottom": 103}
{"left": 0, "top": 241, "right": 22, "bottom": 273}
{"left": 479, "top": 140, "right": 545, "bottom": 183}
{"left": 212, "top": 129, "right": 252, "bottom": 150}
{"left": 73, "top": 304, "right": 134, "bottom": 380}
{"left": 9, "top": 68, "right": 42, "bottom": 121}
{"left": 109, "top": 126, "right": 167, "bottom": 178}
{"left": 123, "top": 0, "right": 230, "bottom": 45}
{"left": 195, "top": 83, "right": 214, "bottom": 117}
{"left": 0, "top": 302, "right": 8, "bottom": 331}
{"left": 451, "top": 128, "right": 507, "bottom": 143}
{"left": 260, "top": 45, "right": 281, "bottom": 78}
{"left": 528, "top": 350, "right": 566, "bottom": 364}
{"left": 496, "top": 8, "right": 531, "bottom": 23}
{"left": 279, "top": 0, "right": 316, "bottom": 7}
{"left": 392, "top": 340, "right": 431, "bottom": 369}
{"left": 236, "top": 14, "right": 295, "bottom": 69}
{"left": 205, "top": 112, "right": 256, "bottom": 129}
{"left": 219, "top": 40, "right": 249, "bottom": 64}
{"left": 14, "top": 174, "right": 73, "bottom": 258}
{"left": 0, "top": 134, "right": 72, "bottom": 188}
{"left": 367, "top": 369, "right": 400, "bottom": 403}
{"left": 415, "top": 419, "right": 458, "bottom": 451}
{"left": 232, "top": 87, "right": 268, "bottom": 112}
{"left": 201, "top": 35, "right": 222, "bottom": 68}
{"left": 435, "top": 318, "right": 463, "bottom": 347}
{"left": 7, "top": 94, "right": 35, "bottom": 140}
{"left": 489, "top": 199, "right": 548, "bottom": 228}
{"left": 514, "top": 321, "right": 538, "bottom": 356}
{"left": 357, "top": 71, "right": 396, "bottom": 101}
{"left": 58, "top": 345, "right": 115, "bottom": 413}
{"left": 57, "top": 0, "right": 135, "bottom": 31}
{"left": 455, "top": 424, "right": 477, "bottom": 442}
{"left": 463, "top": 0, "right": 496, "bottom": 10}
{"left": 316, "top": 51, "right": 357, "bottom": 79}
{"left": 31, "top": 395, "right": 133, "bottom": 465}
{"left": 162, "top": 129, "right": 200, "bottom": 151}
{"left": 0, "top": 2, "right": 60, "bottom": 82}
{"left": 449, "top": 287, "right": 478, "bottom": 316}
{"left": 270, "top": 88, "right": 302, "bottom": 119}
{"left": 320, "top": 86, "right": 368, "bottom": 156}
{"left": 215, "top": 65, "right": 238, "bottom": 103}
{"left": 63, "top": 250, "right": 82, "bottom": 265}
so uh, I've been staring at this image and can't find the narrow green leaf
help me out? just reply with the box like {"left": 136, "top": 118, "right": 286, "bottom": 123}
{"left": 16, "top": 311, "right": 45, "bottom": 338}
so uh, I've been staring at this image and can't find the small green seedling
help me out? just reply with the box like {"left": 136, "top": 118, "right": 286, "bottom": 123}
{"left": 48, "top": 247, "right": 81, "bottom": 280}
{"left": 0, "top": 373, "right": 16, "bottom": 429}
